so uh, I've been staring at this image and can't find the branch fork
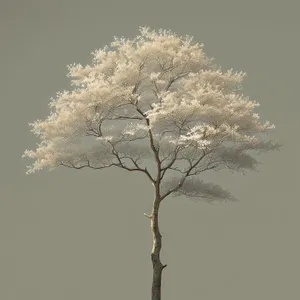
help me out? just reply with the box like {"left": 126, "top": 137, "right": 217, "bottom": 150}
{"left": 143, "top": 212, "right": 153, "bottom": 219}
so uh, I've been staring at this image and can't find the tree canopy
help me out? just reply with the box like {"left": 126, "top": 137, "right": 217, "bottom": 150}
{"left": 23, "top": 27, "right": 280, "bottom": 202}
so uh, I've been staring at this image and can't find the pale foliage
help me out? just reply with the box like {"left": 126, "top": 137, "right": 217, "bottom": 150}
{"left": 23, "top": 27, "right": 280, "bottom": 202}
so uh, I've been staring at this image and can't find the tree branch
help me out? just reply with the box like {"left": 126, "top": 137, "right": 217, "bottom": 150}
{"left": 143, "top": 212, "right": 152, "bottom": 219}
{"left": 160, "top": 145, "right": 183, "bottom": 180}
{"left": 160, "top": 150, "right": 206, "bottom": 200}
{"left": 60, "top": 154, "right": 155, "bottom": 182}
{"left": 131, "top": 103, "right": 162, "bottom": 188}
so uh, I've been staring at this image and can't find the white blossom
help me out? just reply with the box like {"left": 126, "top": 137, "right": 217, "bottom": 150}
{"left": 23, "top": 26, "right": 280, "bottom": 202}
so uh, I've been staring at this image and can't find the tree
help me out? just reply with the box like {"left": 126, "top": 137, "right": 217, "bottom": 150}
{"left": 23, "top": 27, "right": 280, "bottom": 300}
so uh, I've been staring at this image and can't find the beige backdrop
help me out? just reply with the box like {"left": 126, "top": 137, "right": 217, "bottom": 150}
{"left": 0, "top": 0, "right": 299, "bottom": 299}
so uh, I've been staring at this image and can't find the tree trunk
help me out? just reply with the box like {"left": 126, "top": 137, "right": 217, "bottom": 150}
{"left": 150, "top": 198, "right": 167, "bottom": 300}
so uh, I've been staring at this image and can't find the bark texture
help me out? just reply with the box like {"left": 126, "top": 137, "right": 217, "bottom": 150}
{"left": 150, "top": 198, "right": 167, "bottom": 300}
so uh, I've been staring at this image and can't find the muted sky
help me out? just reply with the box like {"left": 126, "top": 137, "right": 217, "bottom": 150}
{"left": 0, "top": 0, "right": 299, "bottom": 299}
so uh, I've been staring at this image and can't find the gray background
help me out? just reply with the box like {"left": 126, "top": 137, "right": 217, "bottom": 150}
{"left": 1, "top": 0, "right": 299, "bottom": 299}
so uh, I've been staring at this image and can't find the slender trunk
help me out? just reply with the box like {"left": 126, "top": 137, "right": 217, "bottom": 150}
{"left": 150, "top": 197, "right": 167, "bottom": 300}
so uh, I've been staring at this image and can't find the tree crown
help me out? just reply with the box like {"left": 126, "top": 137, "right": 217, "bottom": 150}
{"left": 23, "top": 27, "right": 280, "bottom": 202}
